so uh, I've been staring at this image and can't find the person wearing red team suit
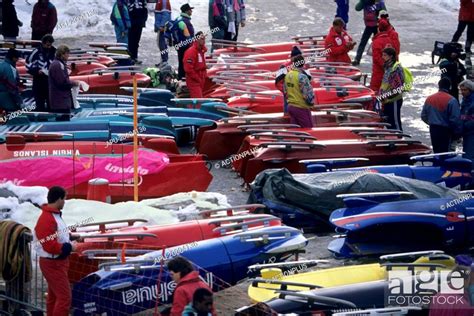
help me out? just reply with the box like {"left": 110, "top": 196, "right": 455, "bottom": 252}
{"left": 183, "top": 31, "right": 208, "bottom": 98}
{"left": 325, "top": 17, "right": 356, "bottom": 64}
{"left": 370, "top": 18, "right": 397, "bottom": 92}
{"left": 34, "top": 186, "right": 81, "bottom": 316}
{"left": 378, "top": 10, "right": 400, "bottom": 56}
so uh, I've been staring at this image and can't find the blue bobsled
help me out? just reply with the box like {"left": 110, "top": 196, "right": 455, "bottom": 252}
{"left": 71, "top": 226, "right": 307, "bottom": 315}
{"left": 300, "top": 152, "right": 474, "bottom": 190}
{"left": 328, "top": 191, "right": 474, "bottom": 258}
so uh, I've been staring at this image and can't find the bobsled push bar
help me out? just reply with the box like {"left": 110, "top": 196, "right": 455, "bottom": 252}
{"left": 237, "top": 124, "right": 301, "bottom": 130}
{"left": 339, "top": 122, "right": 391, "bottom": 127}
{"left": 82, "top": 249, "right": 160, "bottom": 261}
{"left": 251, "top": 132, "right": 317, "bottom": 142}
{"left": 235, "top": 226, "right": 297, "bottom": 243}
{"left": 251, "top": 278, "right": 322, "bottom": 291}
{"left": 246, "top": 129, "right": 311, "bottom": 136}
{"left": 379, "top": 250, "right": 445, "bottom": 261}
{"left": 336, "top": 191, "right": 415, "bottom": 200}
{"left": 214, "top": 105, "right": 258, "bottom": 116}
{"left": 324, "top": 109, "right": 379, "bottom": 119}
{"left": 258, "top": 141, "right": 326, "bottom": 150}
{"left": 70, "top": 218, "right": 148, "bottom": 233}
{"left": 332, "top": 306, "right": 422, "bottom": 316}
{"left": 79, "top": 233, "right": 157, "bottom": 243}
{"left": 171, "top": 98, "right": 223, "bottom": 105}
{"left": 209, "top": 214, "right": 278, "bottom": 234}
{"left": 366, "top": 139, "right": 422, "bottom": 148}
{"left": 88, "top": 42, "right": 128, "bottom": 49}
{"left": 248, "top": 259, "right": 328, "bottom": 273}
{"left": 410, "top": 151, "right": 464, "bottom": 162}
{"left": 275, "top": 291, "right": 357, "bottom": 309}
{"left": 199, "top": 204, "right": 266, "bottom": 217}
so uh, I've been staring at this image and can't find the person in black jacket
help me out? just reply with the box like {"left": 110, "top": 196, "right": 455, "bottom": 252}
{"left": 127, "top": 0, "right": 148, "bottom": 64}
{"left": 26, "top": 34, "right": 56, "bottom": 112}
{"left": 439, "top": 42, "right": 467, "bottom": 101}
{"left": 2, "top": 0, "right": 23, "bottom": 41}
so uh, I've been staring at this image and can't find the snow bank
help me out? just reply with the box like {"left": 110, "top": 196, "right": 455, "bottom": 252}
{"left": 15, "top": 0, "right": 210, "bottom": 39}
{"left": 1, "top": 182, "right": 230, "bottom": 231}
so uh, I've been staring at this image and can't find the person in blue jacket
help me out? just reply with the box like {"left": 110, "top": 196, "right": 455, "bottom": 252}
{"left": 460, "top": 80, "right": 474, "bottom": 166}
{"left": 421, "top": 78, "right": 462, "bottom": 153}
{"left": 127, "top": 0, "right": 148, "bottom": 64}
{"left": 0, "top": 49, "right": 22, "bottom": 114}
{"left": 335, "top": 0, "right": 349, "bottom": 29}
{"left": 110, "top": 0, "right": 131, "bottom": 44}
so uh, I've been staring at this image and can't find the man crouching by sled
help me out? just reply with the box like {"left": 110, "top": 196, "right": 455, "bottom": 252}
{"left": 184, "top": 31, "right": 208, "bottom": 98}
{"left": 34, "top": 186, "right": 81, "bottom": 316}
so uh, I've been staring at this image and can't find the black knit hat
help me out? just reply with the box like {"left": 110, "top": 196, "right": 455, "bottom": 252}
{"left": 291, "top": 46, "right": 302, "bottom": 58}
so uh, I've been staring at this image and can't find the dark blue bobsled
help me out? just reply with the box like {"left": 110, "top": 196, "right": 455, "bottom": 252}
{"left": 301, "top": 152, "right": 473, "bottom": 189}
{"left": 71, "top": 226, "right": 307, "bottom": 315}
{"left": 328, "top": 191, "right": 474, "bottom": 258}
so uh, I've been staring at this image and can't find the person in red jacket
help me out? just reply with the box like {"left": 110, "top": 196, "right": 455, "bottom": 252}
{"left": 167, "top": 256, "right": 216, "bottom": 316}
{"left": 34, "top": 186, "right": 77, "bottom": 316}
{"left": 379, "top": 11, "right": 400, "bottom": 56}
{"left": 184, "top": 31, "right": 208, "bottom": 98}
{"left": 452, "top": 0, "right": 474, "bottom": 54}
{"left": 31, "top": 0, "right": 58, "bottom": 40}
{"left": 370, "top": 18, "right": 397, "bottom": 92}
{"left": 325, "top": 17, "right": 356, "bottom": 64}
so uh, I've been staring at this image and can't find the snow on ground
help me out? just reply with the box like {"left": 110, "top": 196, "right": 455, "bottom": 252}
{"left": 15, "top": 0, "right": 210, "bottom": 40}
{"left": 1, "top": 182, "right": 230, "bottom": 230}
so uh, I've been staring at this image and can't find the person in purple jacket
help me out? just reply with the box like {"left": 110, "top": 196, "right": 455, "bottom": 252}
{"left": 48, "top": 45, "right": 79, "bottom": 121}
{"left": 353, "top": 0, "right": 386, "bottom": 66}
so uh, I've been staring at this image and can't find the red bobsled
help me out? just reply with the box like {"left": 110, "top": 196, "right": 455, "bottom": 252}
{"left": 207, "top": 61, "right": 362, "bottom": 80}
{"left": 72, "top": 70, "right": 151, "bottom": 95}
{"left": 196, "top": 110, "right": 385, "bottom": 160}
{"left": 18, "top": 61, "right": 108, "bottom": 77}
{"left": 1, "top": 135, "right": 211, "bottom": 201}
{"left": 208, "top": 48, "right": 332, "bottom": 63}
{"left": 231, "top": 127, "right": 403, "bottom": 171}
{"left": 208, "top": 77, "right": 358, "bottom": 100}
{"left": 240, "top": 138, "right": 431, "bottom": 183}
{"left": 225, "top": 86, "right": 374, "bottom": 114}
{"left": 212, "top": 36, "right": 325, "bottom": 56}
{"left": 68, "top": 210, "right": 279, "bottom": 282}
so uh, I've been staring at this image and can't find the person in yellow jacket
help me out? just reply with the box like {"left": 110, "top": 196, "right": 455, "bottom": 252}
{"left": 283, "top": 55, "right": 315, "bottom": 127}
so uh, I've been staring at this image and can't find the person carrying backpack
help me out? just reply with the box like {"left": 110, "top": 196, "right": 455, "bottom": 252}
{"left": 353, "top": 0, "right": 386, "bottom": 66}
{"left": 110, "top": 0, "right": 131, "bottom": 44}
{"left": 378, "top": 47, "right": 406, "bottom": 131}
{"left": 127, "top": 0, "right": 148, "bottom": 64}
{"left": 176, "top": 3, "right": 195, "bottom": 80}
{"left": 154, "top": 0, "right": 171, "bottom": 64}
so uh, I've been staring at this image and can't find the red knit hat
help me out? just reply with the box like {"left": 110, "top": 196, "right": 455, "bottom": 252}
{"left": 378, "top": 18, "right": 390, "bottom": 32}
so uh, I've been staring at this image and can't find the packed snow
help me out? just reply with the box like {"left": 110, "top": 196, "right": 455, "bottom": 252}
{"left": 0, "top": 182, "right": 230, "bottom": 231}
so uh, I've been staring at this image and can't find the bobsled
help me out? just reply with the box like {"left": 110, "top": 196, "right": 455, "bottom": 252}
{"left": 301, "top": 152, "right": 474, "bottom": 189}
{"left": 225, "top": 86, "right": 374, "bottom": 114}
{"left": 211, "top": 36, "right": 325, "bottom": 56}
{"left": 247, "top": 251, "right": 456, "bottom": 302}
{"left": 240, "top": 137, "right": 431, "bottom": 183}
{"left": 329, "top": 190, "right": 474, "bottom": 257}
{"left": 68, "top": 211, "right": 280, "bottom": 282}
{"left": 0, "top": 136, "right": 213, "bottom": 202}
{"left": 71, "top": 226, "right": 308, "bottom": 315}
{"left": 196, "top": 110, "right": 386, "bottom": 160}
{"left": 232, "top": 128, "right": 409, "bottom": 172}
